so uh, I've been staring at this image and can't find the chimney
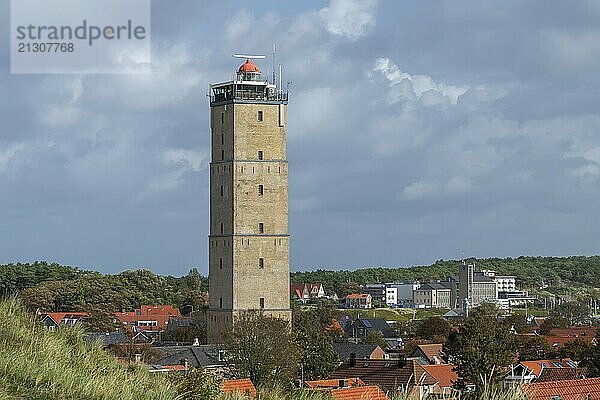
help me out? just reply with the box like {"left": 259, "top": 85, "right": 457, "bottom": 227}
{"left": 349, "top": 352, "right": 356, "bottom": 367}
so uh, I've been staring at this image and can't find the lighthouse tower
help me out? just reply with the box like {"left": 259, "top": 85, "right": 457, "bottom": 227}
{"left": 207, "top": 57, "right": 291, "bottom": 343}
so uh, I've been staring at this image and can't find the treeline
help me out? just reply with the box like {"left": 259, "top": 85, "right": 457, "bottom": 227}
{"left": 0, "top": 261, "right": 208, "bottom": 316}
{"left": 291, "top": 256, "right": 600, "bottom": 296}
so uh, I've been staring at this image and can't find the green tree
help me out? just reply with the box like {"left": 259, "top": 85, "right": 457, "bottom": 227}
{"left": 361, "top": 330, "right": 388, "bottom": 349}
{"left": 558, "top": 338, "right": 593, "bottom": 361}
{"left": 518, "top": 335, "right": 551, "bottom": 361}
{"left": 293, "top": 307, "right": 340, "bottom": 381}
{"left": 224, "top": 312, "right": 301, "bottom": 387}
{"left": 414, "top": 316, "right": 452, "bottom": 342}
{"left": 444, "top": 314, "right": 518, "bottom": 393}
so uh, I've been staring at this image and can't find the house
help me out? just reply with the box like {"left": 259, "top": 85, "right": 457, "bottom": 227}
{"left": 328, "top": 359, "right": 436, "bottom": 395}
{"left": 39, "top": 312, "right": 90, "bottom": 331}
{"left": 330, "top": 386, "right": 389, "bottom": 400}
{"left": 419, "top": 364, "right": 461, "bottom": 397}
{"left": 408, "top": 344, "right": 445, "bottom": 365}
{"left": 305, "top": 377, "right": 364, "bottom": 390}
{"left": 345, "top": 318, "right": 396, "bottom": 339}
{"left": 543, "top": 334, "right": 597, "bottom": 351}
{"left": 152, "top": 344, "right": 227, "bottom": 374}
{"left": 222, "top": 378, "right": 256, "bottom": 397}
{"left": 413, "top": 283, "right": 452, "bottom": 309}
{"left": 291, "top": 283, "right": 325, "bottom": 303}
{"left": 333, "top": 343, "right": 385, "bottom": 362}
{"left": 523, "top": 377, "right": 600, "bottom": 400}
{"left": 504, "top": 359, "right": 581, "bottom": 387}
{"left": 345, "top": 294, "right": 372, "bottom": 309}
{"left": 114, "top": 305, "right": 179, "bottom": 336}
{"left": 84, "top": 332, "right": 128, "bottom": 348}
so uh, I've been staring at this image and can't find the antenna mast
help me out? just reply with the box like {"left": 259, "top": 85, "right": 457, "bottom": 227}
{"left": 272, "top": 44, "right": 276, "bottom": 85}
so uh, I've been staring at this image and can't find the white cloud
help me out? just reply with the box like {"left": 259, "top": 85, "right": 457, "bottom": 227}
{"left": 399, "top": 176, "right": 473, "bottom": 201}
{"left": 372, "top": 58, "right": 468, "bottom": 104}
{"left": 163, "top": 148, "right": 207, "bottom": 172}
{"left": 319, "top": 0, "right": 377, "bottom": 40}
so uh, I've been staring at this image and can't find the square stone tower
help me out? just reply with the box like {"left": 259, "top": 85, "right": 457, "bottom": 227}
{"left": 207, "top": 57, "right": 292, "bottom": 343}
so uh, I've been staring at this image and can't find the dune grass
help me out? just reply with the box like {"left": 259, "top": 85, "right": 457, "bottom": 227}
{"left": 0, "top": 297, "right": 178, "bottom": 400}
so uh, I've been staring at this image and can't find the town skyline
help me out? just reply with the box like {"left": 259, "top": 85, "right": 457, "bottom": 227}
{"left": 2, "top": 0, "right": 600, "bottom": 276}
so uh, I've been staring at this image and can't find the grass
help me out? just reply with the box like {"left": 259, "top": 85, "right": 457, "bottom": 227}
{"left": 0, "top": 297, "right": 178, "bottom": 400}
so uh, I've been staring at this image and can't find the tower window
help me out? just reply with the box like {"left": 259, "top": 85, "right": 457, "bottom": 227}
{"left": 258, "top": 185, "right": 264, "bottom": 196}
{"left": 221, "top": 134, "right": 224, "bottom": 145}
{"left": 221, "top": 150, "right": 224, "bottom": 160}
{"left": 258, "top": 258, "right": 264, "bottom": 269}
{"left": 220, "top": 185, "right": 224, "bottom": 197}
{"left": 257, "top": 151, "right": 263, "bottom": 160}
{"left": 220, "top": 298, "right": 223, "bottom": 308}
{"left": 220, "top": 223, "right": 224, "bottom": 234}
{"left": 257, "top": 110, "right": 263, "bottom": 122}
{"left": 221, "top": 112, "right": 224, "bottom": 124}
{"left": 219, "top": 258, "right": 223, "bottom": 269}
{"left": 259, "top": 297, "right": 265, "bottom": 309}
{"left": 258, "top": 223, "right": 264, "bottom": 234}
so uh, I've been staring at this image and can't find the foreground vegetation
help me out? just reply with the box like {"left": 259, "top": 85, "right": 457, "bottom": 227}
{"left": 0, "top": 297, "right": 178, "bottom": 400}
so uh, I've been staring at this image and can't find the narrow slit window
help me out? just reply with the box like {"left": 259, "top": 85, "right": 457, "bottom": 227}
{"left": 220, "top": 223, "right": 224, "bottom": 234}
{"left": 221, "top": 112, "right": 224, "bottom": 124}
{"left": 220, "top": 185, "right": 224, "bottom": 196}
{"left": 259, "top": 297, "right": 265, "bottom": 309}
{"left": 221, "top": 134, "right": 224, "bottom": 145}
{"left": 258, "top": 184, "right": 264, "bottom": 196}
{"left": 258, "top": 258, "right": 264, "bottom": 269}
{"left": 221, "top": 150, "right": 225, "bottom": 160}
{"left": 258, "top": 223, "right": 264, "bottom": 234}
{"left": 220, "top": 298, "right": 223, "bottom": 308}
{"left": 219, "top": 258, "right": 223, "bottom": 269}
{"left": 257, "top": 110, "right": 263, "bottom": 121}
{"left": 257, "top": 151, "right": 263, "bottom": 160}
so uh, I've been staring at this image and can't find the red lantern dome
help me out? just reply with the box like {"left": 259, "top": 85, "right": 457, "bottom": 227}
{"left": 238, "top": 58, "right": 260, "bottom": 73}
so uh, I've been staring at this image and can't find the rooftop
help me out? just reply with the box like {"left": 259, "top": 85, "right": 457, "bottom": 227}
{"left": 523, "top": 377, "right": 600, "bottom": 400}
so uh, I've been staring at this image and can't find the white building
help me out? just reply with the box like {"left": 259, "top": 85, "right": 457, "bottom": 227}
{"left": 385, "top": 282, "right": 420, "bottom": 307}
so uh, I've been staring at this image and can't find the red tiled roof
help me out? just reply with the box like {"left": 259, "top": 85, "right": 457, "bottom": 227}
{"left": 330, "top": 386, "right": 389, "bottom": 400}
{"left": 422, "top": 364, "right": 458, "bottom": 388}
{"left": 550, "top": 327, "right": 597, "bottom": 338}
{"left": 415, "top": 344, "right": 444, "bottom": 363}
{"left": 520, "top": 359, "right": 575, "bottom": 377}
{"left": 114, "top": 305, "right": 179, "bottom": 333}
{"left": 306, "top": 378, "right": 364, "bottom": 389}
{"left": 42, "top": 312, "right": 90, "bottom": 325}
{"left": 329, "top": 360, "right": 435, "bottom": 393}
{"left": 346, "top": 294, "right": 370, "bottom": 299}
{"left": 523, "top": 377, "right": 600, "bottom": 400}
{"left": 162, "top": 365, "right": 188, "bottom": 372}
{"left": 222, "top": 378, "right": 256, "bottom": 397}
{"left": 543, "top": 335, "right": 595, "bottom": 349}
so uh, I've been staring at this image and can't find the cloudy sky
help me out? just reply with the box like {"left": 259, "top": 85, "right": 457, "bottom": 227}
{"left": 2, "top": 0, "right": 600, "bottom": 276}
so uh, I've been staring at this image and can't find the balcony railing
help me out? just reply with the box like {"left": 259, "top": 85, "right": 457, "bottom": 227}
{"left": 211, "top": 84, "right": 288, "bottom": 104}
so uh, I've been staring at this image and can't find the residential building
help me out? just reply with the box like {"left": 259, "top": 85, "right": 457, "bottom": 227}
{"left": 207, "top": 57, "right": 292, "bottom": 343}
{"left": 345, "top": 293, "right": 372, "bottom": 309}
{"left": 330, "top": 386, "right": 389, "bottom": 400}
{"left": 153, "top": 344, "right": 228, "bottom": 374}
{"left": 39, "top": 312, "right": 90, "bottom": 331}
{"left": 328, "top": 359, "right": 435, "bottom": 396}
{"left": 305, "top": 377, "right": 364, "bottom": 390}
{"left": 413, "top": 283, "right": 452, "bottom": 309}
{"left": 114, "top": 305, "right": 179, "bottom": 335}
{"left": 504, "top": 359, "right": 581, "bottom": 387}
{"left": 495, "top": 275, "right": 517, "bottom": 292}
{"left": 523, "top": 377, "right": 600, "bottom": 400}
{"left": 222, "top": 379, "right": 257, "bottom": 397}
{"left": 385, "top": 286, "right": 397, "bottom": 307}
{"left": 420, "top": 364, "right": 461, "bottom": 398}
{"left": 345, "top": 318, "right": 396, "bottom": 340}
{"left": 408, "top": 344, "right": 445, "bottom": 365}
{"left": 290, "top": 283, "right": 325, "bottom": 303}
{"left": 333, "top": 343, "right": 386, "bottom": 362}
{"left": 84, "top": 332, "right": 127, "bottom": 349}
